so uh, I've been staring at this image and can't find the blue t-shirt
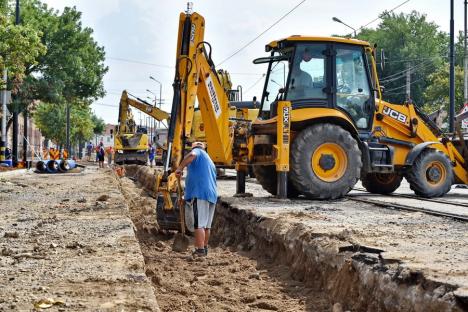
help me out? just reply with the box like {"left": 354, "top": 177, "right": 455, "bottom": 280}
{"left": 184, "top": 148, "right": 217, "bottom": 204}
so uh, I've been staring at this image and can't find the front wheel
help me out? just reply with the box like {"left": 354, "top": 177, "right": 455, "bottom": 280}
{"left": 405, "top": 149, "right": 453, "bottom": 198}
{"left": 290, "top": 124, "right": 362, "bottom": 199}
{"left": 362, "top": 173, "right": 403, "bottom": 194}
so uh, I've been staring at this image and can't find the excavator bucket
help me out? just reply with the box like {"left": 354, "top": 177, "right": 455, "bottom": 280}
{"left": 156, "top": 193, "right": 180, "bottom": 231}
{"left": 155, "top": 176, "right": 190, "bottom": 252}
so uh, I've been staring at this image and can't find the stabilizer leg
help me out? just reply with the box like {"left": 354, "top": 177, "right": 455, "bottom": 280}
{"left": 277, "top": 171, "right": 288, "bottom": 199}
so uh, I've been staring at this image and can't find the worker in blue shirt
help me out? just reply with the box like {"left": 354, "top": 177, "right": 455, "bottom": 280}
{"left": 175, "top": 141, "right": 217, "bottom": 257}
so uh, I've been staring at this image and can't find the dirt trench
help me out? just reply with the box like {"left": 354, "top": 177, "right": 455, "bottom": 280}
{"left": 118, "top": 166, "right": 331, "bottom": 312}
{"left": 119, "top": 165, "right": 466, "bottom": 312}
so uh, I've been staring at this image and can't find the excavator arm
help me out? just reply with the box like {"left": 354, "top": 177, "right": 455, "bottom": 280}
{"left": 164, "top": 10, "right": 233, "bottom": 173}
{"left": 120, "top": 90, "right": 170, "bottom": 123}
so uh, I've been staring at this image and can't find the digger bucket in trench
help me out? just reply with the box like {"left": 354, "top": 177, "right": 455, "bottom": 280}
{"left": 156, "top": 177, "right": 191, "bottom": 252}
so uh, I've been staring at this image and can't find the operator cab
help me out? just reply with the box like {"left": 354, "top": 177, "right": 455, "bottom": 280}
{"left": 254, "top": 36, "right": 376, "bottom": 131}
{"left": 136, "top": 126, "right": 148, "bottom": 134}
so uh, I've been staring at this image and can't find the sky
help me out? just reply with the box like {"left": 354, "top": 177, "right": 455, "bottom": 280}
{"left": 41, "top": 0, "right": 468, "bottom": 124}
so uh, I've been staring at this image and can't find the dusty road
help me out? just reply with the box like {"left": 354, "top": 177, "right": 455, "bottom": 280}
{"left": 0, "top": 168, "right": 159, "bottom": 311}
{"left": 119, "top": 174, "right": 332, "bottom": 312}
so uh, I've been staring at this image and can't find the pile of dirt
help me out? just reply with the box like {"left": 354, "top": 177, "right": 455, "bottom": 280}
{"left": 124, "top": 164, "right": 161, "bottom": 195}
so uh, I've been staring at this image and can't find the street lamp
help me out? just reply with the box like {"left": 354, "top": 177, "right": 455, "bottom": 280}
{"left": 149, "top": 76, "right": 163, "bottom": 129}
{"left": 332, "top": 16, "right": 357, "bottom": 37}
{"left": 149, "top": 76, "right": 162, "bottom": 109}
{"left": 146, "top": 89, "right": 157, "bottom": 104}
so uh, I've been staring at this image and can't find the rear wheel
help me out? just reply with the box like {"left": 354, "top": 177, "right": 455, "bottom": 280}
{"left": 253, "top": 165, "right": 299, "bottom": 197}
{"left": 290, "top": 124, "right": 361, "bottom": 199}
{"left": 362, "top": 173, "right": 403, "bottom": 194}
{"left": 405, "top": 149, "right": 453, "bottom": 198}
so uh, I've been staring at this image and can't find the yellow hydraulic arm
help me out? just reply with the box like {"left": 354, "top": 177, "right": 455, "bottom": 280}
{"left": 164, "top": 9, "right": 233, "bottom": 173}
{"left": 119, "top": 90, "right": 170, "bottom": 125}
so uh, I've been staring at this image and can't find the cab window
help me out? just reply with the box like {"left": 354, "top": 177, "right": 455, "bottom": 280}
{"left": 287, "top": 44, "right": 327, "bottom": 101}
{"left": 335, "top": 47, "right": 371, "bottom": 129}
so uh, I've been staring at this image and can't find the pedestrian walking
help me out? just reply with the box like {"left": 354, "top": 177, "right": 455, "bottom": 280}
{"left": 95, "top": 144, "right": 101, "bottom": 163}
{"left": 106, "top": 146, "right": 114, "bottom": 167}
{"left": 97, "top": 143, "right": 105, "bottom": 168}
{"left": 175, "top": 142, "right": 217, "bottom": 258}
{"left": 86, "top": 142, "right": 93, "bottom": 161}
{"left": 148, "top": 144, "right": 155, "bottom": 167}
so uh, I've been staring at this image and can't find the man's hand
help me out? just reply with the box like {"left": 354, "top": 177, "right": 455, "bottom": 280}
{"left": 175, "top": 168, "right": 183, "bottom": 178}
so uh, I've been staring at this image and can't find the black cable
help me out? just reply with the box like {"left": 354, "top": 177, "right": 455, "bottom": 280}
{"left": 357, "top": 0, "right": 411, "bottom": 31}
{"left": 217, "top": 0, "right": 307, "bottom": 66}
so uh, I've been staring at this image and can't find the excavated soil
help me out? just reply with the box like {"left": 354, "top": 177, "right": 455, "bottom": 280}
{"left": 123, "top": 165, "right": 467, "bottom": 312}
{"left": 118, "top": 169, "right": 332, "bottom": 312}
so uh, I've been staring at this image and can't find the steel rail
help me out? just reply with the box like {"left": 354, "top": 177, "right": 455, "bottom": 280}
{"left": 347, "top": 196, "right": 468, "bottom": 222}
{"left": 352, "top": 187, "right": 468, "bottom": 208}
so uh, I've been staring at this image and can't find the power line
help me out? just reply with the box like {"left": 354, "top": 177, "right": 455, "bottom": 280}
{"left": 244, "top": 74, "right": 266, "bottom": 95}
{"left": 380, "top": 59, "right": 434, "bottom": 82}
{"left": 383, "top": 75, "right": 428, "bottom": 92}
{"left": 107, "top": 57, "right": 173, "bottom": 69}
{"left": 218, "top": 0, "right": 307, "bottom": 66}
{"left": 357, "top": 0, "right": 411, "bottom": 31}
{"left": 93, "top": 103, "right": 118, "bottom": 108}
{"left": 106, "top": 57, "right": 263, "bottom": 76}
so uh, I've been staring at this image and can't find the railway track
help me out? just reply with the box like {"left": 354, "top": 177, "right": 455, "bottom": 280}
{"left": 352, "top": 187, "right": 468, "bottom": 208}
{"left": 348, "top": 188, "right": 468, "bottom": 222}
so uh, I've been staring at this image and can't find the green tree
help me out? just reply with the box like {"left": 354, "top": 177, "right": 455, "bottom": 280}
{"left": 0, "top": 12, "right": 45, "bottom": 89}
{"left": 422, "top": 64, "right": 464, "bottom": 114}
{"left": 18, "top": 1, "right": 107, "bottom": 102}
{"left": 91, "top": 113, "right": 105, "bottom": 135}
{"left": 357, "top": 11, "right": 447, "bottom": 106}
{"left": 33, "top": 101, "right": 95, "bottom": 146}
{"left": 5, "top": 0, "right": 108, "bottom": 156}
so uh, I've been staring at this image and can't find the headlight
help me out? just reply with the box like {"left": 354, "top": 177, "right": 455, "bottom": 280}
{"left": 117, "top": 150, "right": 123, "bottom": 154}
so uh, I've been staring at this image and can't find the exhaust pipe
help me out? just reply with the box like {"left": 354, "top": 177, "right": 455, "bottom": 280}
{"left": 35, "top": 160, "right": 48, "bottom": 173}
{"left": 46, "top": 160, "right": 61, "bottom": 173}
{"left": 59, "top": 160, "right": 76, "bottom": 172}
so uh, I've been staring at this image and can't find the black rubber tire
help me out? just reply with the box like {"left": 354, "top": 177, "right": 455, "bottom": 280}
{"left": 248, "top": 166, "right": 256, "bottom": 178}
{"left": 290, "top": 124, "right": 362, "bottom": 199}
{"left": 405, "top": 149, "right": 453, "bottom": 198}
{"left": 253, "top": 165, "right": 299, "bottom": 197}
{"left": 362, "top": 173, "right": 403, "bottom": 194}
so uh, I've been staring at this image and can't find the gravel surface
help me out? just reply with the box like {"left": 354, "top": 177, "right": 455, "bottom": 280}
{"left": 218, "top": 177, "right": 468, "bottom": 303}
{"left": 0, "top": 167, "right": 159, "bottom": 311}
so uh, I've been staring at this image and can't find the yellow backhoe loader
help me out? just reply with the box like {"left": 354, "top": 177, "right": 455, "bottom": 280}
{"left": 114, "top": 91, "right": 170, "bottom": 165}
{"left": 155, "top": 6, "right": 468, "bottom": 230}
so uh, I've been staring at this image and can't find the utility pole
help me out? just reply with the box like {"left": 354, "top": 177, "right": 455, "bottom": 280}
{"left": 1, "top": 69, "right": 7, "bottom": 164}
{"left": 405, "top": 62, "right": 412, "bottom": 103}
{"left": 17, "top": 0, "right": 27, "bottom": 166}
{"left": 464, "top": 0, "right": 468, "bottom": 106}
{"left": 12, "top": 0, "right": 20, "bottom": 165}
{"left": 150, "top": 76, "right": 162, "bottom": 128}
{"left": 66, "top": 102, "right": 70, "bottom": 157}
{"left": 449, "top": 0, "right": 456, "bottom": 132}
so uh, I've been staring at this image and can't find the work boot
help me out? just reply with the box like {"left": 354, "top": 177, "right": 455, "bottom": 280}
{"left": 192, "top": 248, "right": 207, "bottom": 258}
